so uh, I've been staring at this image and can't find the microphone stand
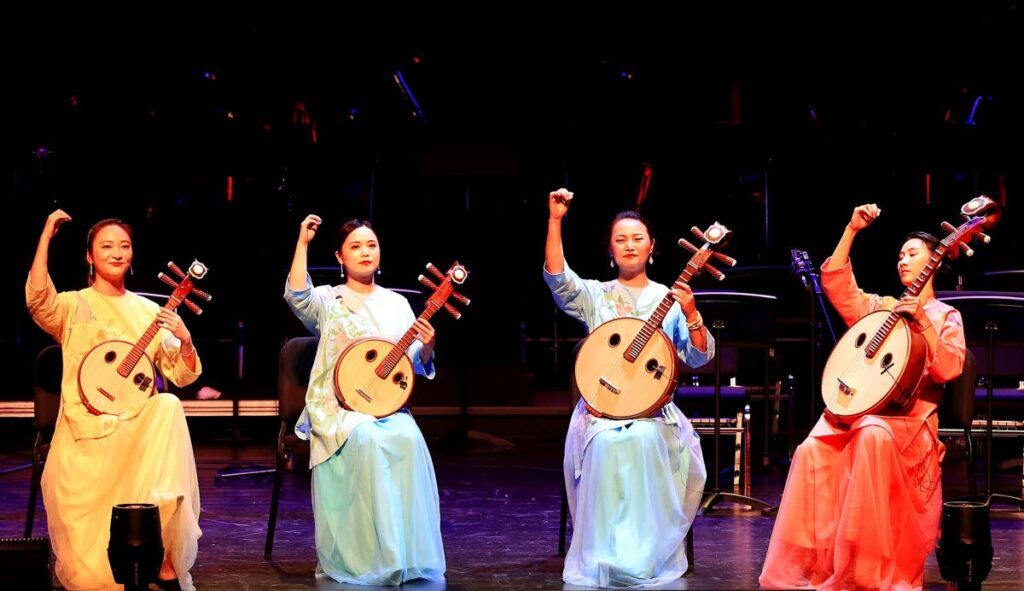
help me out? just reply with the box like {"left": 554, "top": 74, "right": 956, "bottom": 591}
{"left": 764, "top": 252, "right": 838, "bottom": 516}
{"left": 790, "top": 251, "right": 837, "bottom": 430}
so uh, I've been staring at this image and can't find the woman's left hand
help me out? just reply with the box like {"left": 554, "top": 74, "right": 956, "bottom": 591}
{"left": 893, "top": 295, "right": 928, "bottom": 326}
{"left": 669, "top": 283, "right": 699, "bottom": 320}
{"left": 157, "top": 309, "right": 192, "bottom": 344}
{"left": 413, "top": 318, "right": 436, "bottom": 362}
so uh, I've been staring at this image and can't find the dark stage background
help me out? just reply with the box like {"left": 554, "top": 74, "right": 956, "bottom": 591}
{"left": 3, "top": 7, "right": 1022, "bottom": 436}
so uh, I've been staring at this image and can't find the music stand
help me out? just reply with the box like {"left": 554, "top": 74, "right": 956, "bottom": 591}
{"left": 688, "top": 290, "right": 777, "bottom": 513}
{"left": 141, "top": 292, "right": 267, "bottom": 480}
{"left": 937, "top": 291, "right": 1024, "bottom": 510}
{"left": 982, "top": 269, "right": 1024, "bottom": 291}
{"left": 214, "top": 320, "right": 275, "bottom": 479}
{"left": 713, "top": 262, "right": 825, "bottom": 460}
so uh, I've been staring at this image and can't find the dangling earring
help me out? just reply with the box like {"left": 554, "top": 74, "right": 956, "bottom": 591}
{"left": 609, "top": 258, "right": 615, "bottom": 268}
{"left": 129, "top": 265, "right": 134, "bottom": 276}
{"left": 339, "top": 265, "right": 345, "bottom": 278}
{"left": 648, "top": 255, "right": 654, "bottom": 265}
{"left": 89, "top": 262, "right": 94, "bottom": 277}
{"left": 377, "top": 267, "right": 382, "bottom": 276}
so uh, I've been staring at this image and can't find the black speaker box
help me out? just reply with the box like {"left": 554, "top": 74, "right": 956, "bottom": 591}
{"left": 0, "top": 537, "right": 51, "bottom": 590}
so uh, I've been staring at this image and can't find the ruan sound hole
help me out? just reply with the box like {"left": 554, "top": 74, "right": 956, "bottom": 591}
{"left": 104, "top": 350, "right": 117, "bottom": 363}
{"left": 608, "top": 334, "right": 621, "bottom": 347}
{"left": 882, "top": 352, "right": 894, "bottom": 367}
{"left": 855, "top": 333, "right": 867, "bottom": 348}
{"left": 392, "top": 372, "right": 405, "bottom": 384}
{"left": 645, "top": 359, "right": 659, "bottom": 373}
{"left": 133, "top": 373, "right": 145, "bottom": 385}
{"left": 365, "top": 349, "right": 378, "bottom": 362}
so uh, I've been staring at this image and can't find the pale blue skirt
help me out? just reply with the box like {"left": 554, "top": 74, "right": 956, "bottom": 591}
{"left": 312, "top": 411, "right": 446, "bottom": 585}
{"left": 563, "top": 401, "right": 706, "bottom": 587}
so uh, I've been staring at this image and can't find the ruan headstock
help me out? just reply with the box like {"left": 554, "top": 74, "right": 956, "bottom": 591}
{"left": 157, "top": 260, "right": 212, "bottom": 315}
{"left": 676, "top": 222, "right": 737, "bottom": 282}
{"left": 417, "top": 262, "right": 470, "bottom": 320}
{"left": 938, "top": 195, "right": 1001, "bottom": 262}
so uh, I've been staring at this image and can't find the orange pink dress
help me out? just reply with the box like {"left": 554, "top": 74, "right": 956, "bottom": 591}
{"left": 759, "top": 259, "right": 965, "bottom": 591}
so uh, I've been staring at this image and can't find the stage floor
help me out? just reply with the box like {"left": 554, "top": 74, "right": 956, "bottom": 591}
{"left": 2, "top": 431, "right": 1022, "bottom": 590}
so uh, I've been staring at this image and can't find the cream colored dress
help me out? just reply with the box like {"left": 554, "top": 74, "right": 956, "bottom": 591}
{"left": 26, "top": 275, "right": 203, "bottom": 591}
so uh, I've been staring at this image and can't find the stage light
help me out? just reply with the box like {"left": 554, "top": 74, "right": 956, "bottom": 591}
{"left": 108, "top": 503, "right": 164, "bottom": 591}
{"left": 935, "top": 498, "right": 992, "bottom": 591}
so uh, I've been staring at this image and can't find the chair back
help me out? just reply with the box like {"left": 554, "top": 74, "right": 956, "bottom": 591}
{"left": 278, "top": 337, "right": 319, "bottom": 422}
{"left": 33, "top": 345, "right": 63, "bottom": 432}
{"left": 941, "top": 349, "right": 977, "bottom": 430}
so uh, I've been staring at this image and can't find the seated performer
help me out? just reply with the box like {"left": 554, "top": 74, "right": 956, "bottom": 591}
{"left": 284, "top": 214, "right": 445, "bottom": 585}
{"left": 760, "top": 203, "right": 966, "bottom": 591}
{"left": 543, "top": 188, "right": 713, "bottom": 587}
{"left": 26, "top": 210, "right": 203, "bottom": 591}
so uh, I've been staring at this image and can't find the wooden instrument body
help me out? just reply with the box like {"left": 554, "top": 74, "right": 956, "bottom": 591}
{"left": 77, "top": 340, "right": 157, "bottom": 416}
{"left": 332, "top": 261, "right": 469, "bottom": 418}
{"left": 76, "top": 259, "right": 210, "bottom": 416}
{"left": 822, "top": 312, "right": 928, "bottom": 427}
{"left": 574, "top": 317, "right": 680, "bottom": 419}
{"left": 572, "top": 222, "right": 736, "bottom": 419}
{"left": 820, "top": 195, "right": 1000, "bottom": 427}
{"left": 333, "top": 337, "right": 415, "bottom": 417}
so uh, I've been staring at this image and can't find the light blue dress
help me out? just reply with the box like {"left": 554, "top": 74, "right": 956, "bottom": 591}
{"left": 285, "top": 276, "right": 445, "bottom": 585}
{"left": 545, "top": 263, "right": 712, "bottom": 588}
